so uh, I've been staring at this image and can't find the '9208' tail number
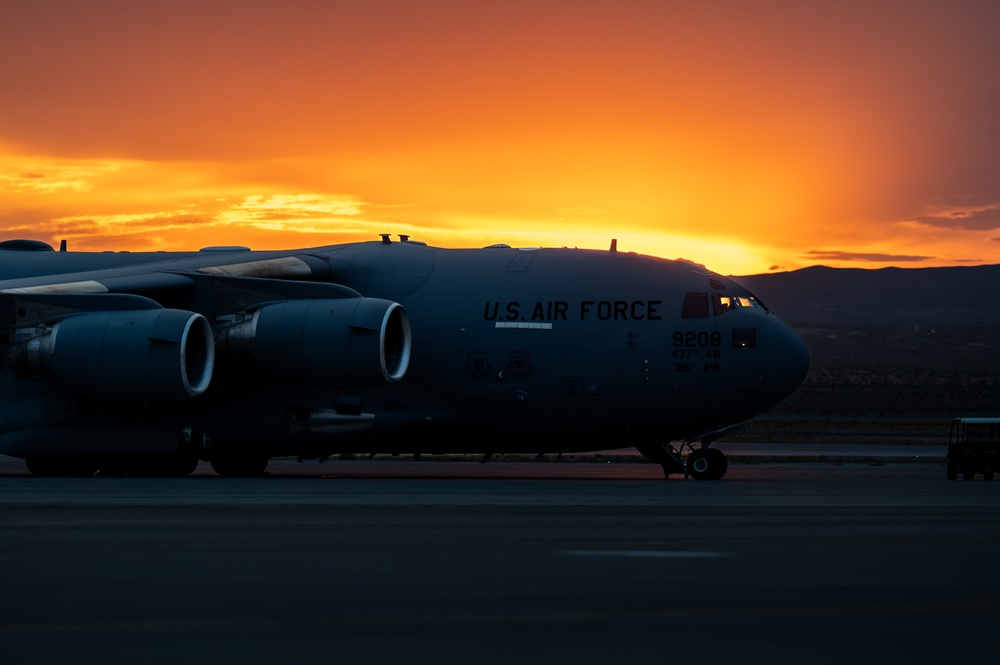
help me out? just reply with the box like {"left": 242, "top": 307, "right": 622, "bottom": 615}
{"left": 673, "top": 331, "right": 721, "bottom": 348}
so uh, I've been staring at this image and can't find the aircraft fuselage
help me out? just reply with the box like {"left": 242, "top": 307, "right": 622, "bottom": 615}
{"left": 0, "top": 239, "right": 809, "bottom": 476}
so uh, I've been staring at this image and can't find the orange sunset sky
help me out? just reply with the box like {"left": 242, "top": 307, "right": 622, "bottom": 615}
{"left": 2, "top": 0, "right": 999, "bottom": 275}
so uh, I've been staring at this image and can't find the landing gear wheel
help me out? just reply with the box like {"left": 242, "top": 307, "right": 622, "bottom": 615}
{"left": 984, "top": 470, "right": 995, "bottom": 481}
{"left": 159, "top": 452, "right": 200, "bottom": 477}
{"left": 25, "top": 455, "right": 98, "bottom": 477}
{"left": 963, "top": 469, "right": 976, "bottom": 480}
{"left": 97, "top": 453, "right": 200, "bottom": 477}
{"left": 97, "top": 455, "right": 131, "bottom": 477}
{"left": 210, "top": 454, "right": 269, "bottom": 477}
{"left": 946, "top": 464, "right": 958, "bottom": 481}
{"left": 687, "top": 448, "right": 728, "bottom": 481}
{"left": 707, "top": 448, "right": 728, "bottom": 479}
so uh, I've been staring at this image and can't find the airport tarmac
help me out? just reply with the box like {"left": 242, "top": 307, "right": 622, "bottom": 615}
{"left": 1, "top": 455, "right": 998, "bottom": 664}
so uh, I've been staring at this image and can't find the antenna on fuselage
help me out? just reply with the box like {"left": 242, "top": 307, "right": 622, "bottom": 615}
{"left": 59, "top": 239, "right": 67, "bottom": 252}
{"left": 609, "top": 239, "right": 617, "bottom": 252}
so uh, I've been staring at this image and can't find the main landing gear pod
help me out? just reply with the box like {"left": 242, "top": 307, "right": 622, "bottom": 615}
{"left": 12, "top": 309, "right": 215, "bottom": 400}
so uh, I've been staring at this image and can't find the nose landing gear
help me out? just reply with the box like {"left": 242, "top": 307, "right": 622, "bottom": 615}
{"left": 637, "top": 440, "right": 729, "bottom": 480}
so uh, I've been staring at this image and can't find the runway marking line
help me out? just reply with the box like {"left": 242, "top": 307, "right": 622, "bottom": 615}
{"left": 564, "top": 550, "right": 732, "bottom": 559}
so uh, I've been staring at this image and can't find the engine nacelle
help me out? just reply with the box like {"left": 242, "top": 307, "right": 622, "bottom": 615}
{"left": 12, "top": 309, "right": 215, "bottom": 401}
{"left": 224, "top": 298, "right": 411, "bottom": 386}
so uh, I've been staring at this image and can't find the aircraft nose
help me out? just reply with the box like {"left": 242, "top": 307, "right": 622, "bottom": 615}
{"left": 766, "top": 319, "right": 810, "bottom": 400}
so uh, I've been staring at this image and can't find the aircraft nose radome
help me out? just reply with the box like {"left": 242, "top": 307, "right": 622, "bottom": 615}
{"left": 770, "top": 322, "right": 810, "bottom": 399}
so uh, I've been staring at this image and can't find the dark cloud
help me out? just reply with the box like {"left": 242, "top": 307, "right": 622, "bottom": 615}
{"left": 803, "top": 250, "right": 932, "bottom": 263}
{"left": 913, "top": 205, "right": 1000, "bottom": 231}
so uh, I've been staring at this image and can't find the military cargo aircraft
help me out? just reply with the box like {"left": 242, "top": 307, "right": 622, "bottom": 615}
{"left": 0, "top": 235, "right": 809, "bottom": 479}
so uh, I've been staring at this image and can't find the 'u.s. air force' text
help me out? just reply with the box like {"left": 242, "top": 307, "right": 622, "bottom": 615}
{"left": 484, "top": 300, "right": 663, "bottom": 322}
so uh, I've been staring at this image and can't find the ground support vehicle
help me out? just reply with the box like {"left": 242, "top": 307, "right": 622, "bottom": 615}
{"left": 947, "top": 418, "right": 999, "bottom": 480}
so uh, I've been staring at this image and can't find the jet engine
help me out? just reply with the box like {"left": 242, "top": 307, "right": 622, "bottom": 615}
{"left": 223, "top": 297, "right": 411, "bottom": 386}
{"left": 11, "top": 309, "right": 215, "bottom": 400}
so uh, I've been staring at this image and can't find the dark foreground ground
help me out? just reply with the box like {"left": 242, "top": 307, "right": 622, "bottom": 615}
{"left": 1, "top": 457, "right": 998, "bottom": 664}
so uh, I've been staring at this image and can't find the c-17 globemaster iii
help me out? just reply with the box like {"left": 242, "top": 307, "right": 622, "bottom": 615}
{"left": 0, "top": 235, "right": 809, "bottom": 479}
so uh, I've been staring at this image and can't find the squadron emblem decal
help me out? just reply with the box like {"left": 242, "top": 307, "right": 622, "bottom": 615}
{"left": 466, "top": 352, "right": 492, "bottom": 379}
{"left": 505, "top": 352, "right": 533, "bottom": 379}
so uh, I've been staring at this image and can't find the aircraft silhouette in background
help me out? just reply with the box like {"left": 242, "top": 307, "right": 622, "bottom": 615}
{"left": 0, "top": 235, "right": 808, "bottom": 479}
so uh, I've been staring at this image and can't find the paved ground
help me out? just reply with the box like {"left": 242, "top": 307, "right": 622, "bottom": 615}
{"left": 1, "top": 457, "right": 997, "bottom": 664}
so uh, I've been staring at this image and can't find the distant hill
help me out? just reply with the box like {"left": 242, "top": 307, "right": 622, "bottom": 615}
{"left": 738, "top": 264, "right": 1000, "bottom": 333}
{"left": 734, "top": 265, "right": 1000, "bottom": 417}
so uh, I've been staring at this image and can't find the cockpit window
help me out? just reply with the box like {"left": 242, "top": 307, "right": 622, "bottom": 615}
{"left": 713, "top": 295, "right": 734, "bottom": 316}
{"left": 712, "top": 294, "right": 769, "bottom": 316}
{"left": 750, "top": 294, "right": 771, "bottom": 313}
{"left": 681, "top": 292, "right": 709, "bottom": 319}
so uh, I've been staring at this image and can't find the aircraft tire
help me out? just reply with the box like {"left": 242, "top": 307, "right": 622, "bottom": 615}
{"left": 143, "top": 452, "right": 200, "bottom": 477}
{"left": 687, "top": 448, "right": 728, "bottom": 481}
{"left": 984, "top": 470, "right": 995, "bottom": 481}
{"left": 25, "top": 454, "right": 98, "bottom": 477}
{"left": 97, "top": 453, "right": 200, "bottom": 477}
{"left": 97, "top": 455, "right": 130, "bottom": 477}
{"left": 963, "top": 469, "right": 975, "bottom": 480}
{"left": 210, "top": 454, "right": 269, "bottom": 477}
{"left": 170, "top": 453, "right": 201, "bottom": 477}
{"left": 946, "top": 465, "right": 958, "bottom": 481}
{"left": 707, "top": 448, "right": 728, "bottom": 480}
